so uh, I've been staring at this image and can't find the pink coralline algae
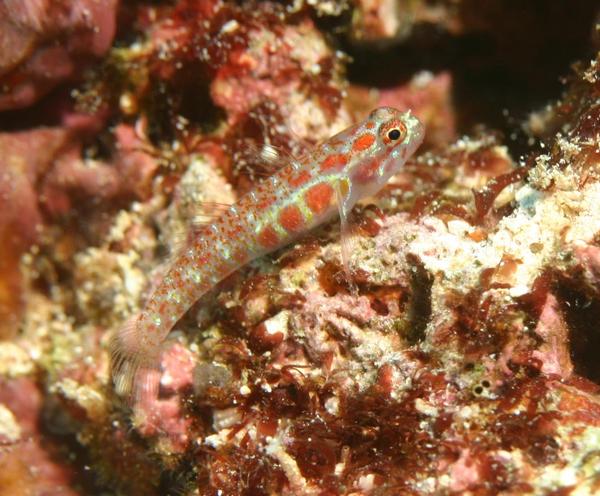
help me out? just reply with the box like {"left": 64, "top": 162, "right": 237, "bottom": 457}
{"left": 0, "top": 0, "right": 118, "bottom": 111}
{"left": 131, "top": 344, "right": 196, "bottom": 453}
{"left": 3, "top": 1, "right": 600, "bottom": 495}
{"left": 0, "top": 123, "right": 157, "bottom": 338}
{"left": 0, "top": 377, "right": 79, "bottom": 496}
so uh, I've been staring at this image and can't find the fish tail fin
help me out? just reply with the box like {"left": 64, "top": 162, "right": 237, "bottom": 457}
{"left": 109, "top": 315, "right": 162, "bottom": 406}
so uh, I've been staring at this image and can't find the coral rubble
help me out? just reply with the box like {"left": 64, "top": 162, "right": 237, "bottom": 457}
{"left": 2, "top": 1, "right": 600, "bottom": 495}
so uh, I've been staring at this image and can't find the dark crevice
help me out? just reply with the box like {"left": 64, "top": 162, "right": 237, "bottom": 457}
{"left": 557, "top": 278, "right": 600, "bottom": 385}
{"left": 343, "top": 0, "right": 598, "bottom": 157}
{"left": 405, "top": 253, "right": 433, "bottom": 345}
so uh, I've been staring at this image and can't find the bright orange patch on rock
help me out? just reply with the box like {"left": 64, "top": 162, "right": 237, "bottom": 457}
{"left": 305, "top": 182, "right": 334, "bottom": 214}
{"left": 279, "top": 205, "right": 305, "bottom": 232}
{"left": 319, "top": 153, "right": 348, "bottom": 172}
{"left": 352, "top": 133, "right": 376, "bottom": 152}
{"left": 257, "top": 225, "right": 280, "bottom": 249}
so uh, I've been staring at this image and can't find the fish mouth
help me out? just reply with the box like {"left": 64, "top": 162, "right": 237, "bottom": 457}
{"left": 403, "top": 112, "right": 426, "bottom": 149}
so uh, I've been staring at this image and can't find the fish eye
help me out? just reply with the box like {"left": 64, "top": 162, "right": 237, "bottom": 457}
{"left": 380, "top": 120, "right": 407, "bottom": 144}
{"left": 387, "top": 128, "right": 402, "bottom": 141}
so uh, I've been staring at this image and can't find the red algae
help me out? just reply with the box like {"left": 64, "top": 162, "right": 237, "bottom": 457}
{"left": 473, "top": 167, "right": 528, "bottom": 224}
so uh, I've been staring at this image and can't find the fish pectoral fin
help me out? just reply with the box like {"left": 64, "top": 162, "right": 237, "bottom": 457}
{"left": 335, "top": 178, "right": 359, "bottom": 295}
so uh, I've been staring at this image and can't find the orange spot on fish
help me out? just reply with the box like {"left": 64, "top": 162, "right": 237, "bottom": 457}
{"left": 319, "top": 153, "right": 348, "bottom": 172}
{"left": 215, "top": 260, "right": 232, "bottom": 274}
{"left": 279, "top": 205, "right": 305, "bottom": 232}
{"left": 366, "top": 121, "right": 375, "bottom": 129}
{"left": 305, "top": 183, "right": 334, "bottom": 214}
{"left": 232, "top": 248, "right": 248, "bottom": 264}
{"left": 352, "top": 133, "right": 376, "bottom": 152}
{"left": 256, "top": 194, "right": 275, "bottom": 211}
{"left": 194, "top": 252, "right": 210, "bottom": 265}
{"left": 257, "top": 225, "right": 280, "bottom": 249}
{"left": 288, "top": 170, "right": 312, "bottom": 188}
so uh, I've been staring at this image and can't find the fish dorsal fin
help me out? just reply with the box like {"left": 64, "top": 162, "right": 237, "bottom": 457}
{"left": 233, "top": 140, "right": 303, "bottom": 180}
